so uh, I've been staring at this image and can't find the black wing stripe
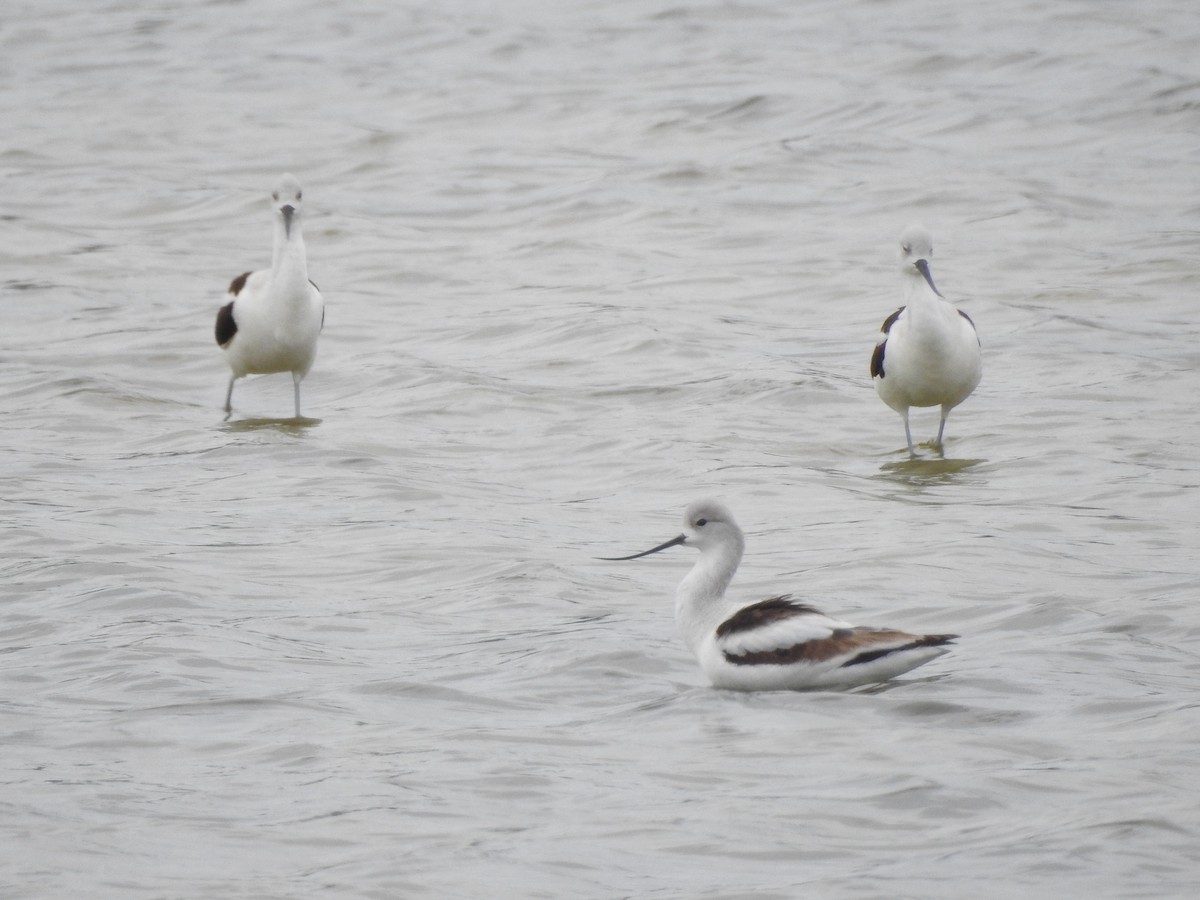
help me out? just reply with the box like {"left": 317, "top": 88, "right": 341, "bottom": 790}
{"left": 715, "top": 596, "right": 825, "bottom": 639}
{"left": 227, "top": 271, "right": 251, "bottom": 296}
{"left": 880, "top": 307, "right": 904, "bottom": 333}
{"left": 215, "top": 301, "right": 238, "bottom": 347}
{"left": 842, "top": 634, "right": 957, "bottom": 668}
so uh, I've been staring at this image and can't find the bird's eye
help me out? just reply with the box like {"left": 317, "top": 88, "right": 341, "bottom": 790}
{"left": 696, "top": 518, "right": 708, "bottom": 527}
{"left": 901, "top": 244, "right": 910, "bottom": 253}
{"left": 272, "top": 192, "right": 279, "bottom": 201}
{"left": 296, "top": 191, "right": 302, "bottom": 201}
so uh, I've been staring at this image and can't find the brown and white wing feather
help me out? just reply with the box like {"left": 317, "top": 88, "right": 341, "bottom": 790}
{"left": 716, "top": 596, "right": 956, "bottom": 670}
{"left": 716, "top": 597, "right": 855, "bottom": 665}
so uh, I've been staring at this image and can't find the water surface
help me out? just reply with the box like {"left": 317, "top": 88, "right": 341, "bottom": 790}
{"left": 3, "top": 1, "right": 1200, "bottom": 897}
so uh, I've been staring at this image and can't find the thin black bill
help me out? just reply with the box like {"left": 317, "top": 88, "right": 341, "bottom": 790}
{"left": 598, "top": 533, "right": 686, "bottom": 561}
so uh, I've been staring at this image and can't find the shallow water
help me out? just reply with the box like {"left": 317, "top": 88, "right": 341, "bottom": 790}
{"left": 3, "top": 1, "right": 1200, "bottom": 897}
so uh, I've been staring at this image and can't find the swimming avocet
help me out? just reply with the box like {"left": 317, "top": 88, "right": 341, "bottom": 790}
{"left": 602, "top": 499, "right": 956, "bottom": 691}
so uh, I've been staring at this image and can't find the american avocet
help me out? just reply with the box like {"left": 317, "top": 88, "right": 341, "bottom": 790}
{"left": 871, "top": 224, "right": 981, "bottom": 455}
{"left": 215, "top": 174, "right": 324, "bottom": 418}
{"left": 602, "top": 499, "right": 956, "bottom": 691}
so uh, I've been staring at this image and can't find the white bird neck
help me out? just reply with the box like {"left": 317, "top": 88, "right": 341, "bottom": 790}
{"left": 270, "top": 222, "right": 310, "bottom": 297}
{"left": 674, "top": 535, "right": 744, "bottom": 652}
{"left": 903, "top": 269, "right": 941, "bottom": 307}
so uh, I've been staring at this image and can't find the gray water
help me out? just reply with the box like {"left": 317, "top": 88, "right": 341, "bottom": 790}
{"left": 3, "top": 1, "right": 1200, "bottom": 897}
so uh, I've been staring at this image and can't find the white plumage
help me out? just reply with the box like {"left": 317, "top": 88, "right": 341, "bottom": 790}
{"left": 215, "top": 173, "right": 324, "bottom": 418}
{"left": 871, "top": 224, "right": 981, "bottom": 455}
{"left": 603, "top": 499, "right": 957, "bottom": 691}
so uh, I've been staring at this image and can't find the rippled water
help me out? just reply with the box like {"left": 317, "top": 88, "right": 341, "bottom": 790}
{"left": 4, "top": 1, "right": 1200, "bottom": 897}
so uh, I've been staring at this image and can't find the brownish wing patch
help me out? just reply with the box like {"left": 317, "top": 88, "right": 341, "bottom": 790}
{"left": 724, "top": 627, "right": 956, "bottom": 668}
{"left": 227, "top": 271, "right": 252, "bottom": 296}
{"left": 880, "top": 306, "right": 904, "bottom": 333}
{"left": 871, "top": 308, "right": 904, "bottom": 379}
{"left": 215, "top": 301, "right": 237, "bottom": 347}
{"left": 715, "top": 596, "right": 825, "bottom": 639}
{"left": 870, "top": 340, "right": 886, "bottom": 378}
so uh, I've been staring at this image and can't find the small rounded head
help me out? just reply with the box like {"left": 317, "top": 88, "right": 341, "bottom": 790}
{"left": 898, "top": 223, "right": 934, "bottom": 266}
{"left": 680, "top": 498, "right": 742, "bottom": 550}
{"left": 599, "top": 498, "right": 743, "bottom": 562}
{"left": 272, "top": 173, "right": 303, "bottom": 207}
{"left": 272, "top": 173, "right": 304, "bottom": 236}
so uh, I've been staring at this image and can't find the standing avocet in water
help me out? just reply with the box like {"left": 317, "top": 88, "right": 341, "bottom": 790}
{"left": 871, "top": 224, "right": 981, "bottom": 455}
{"left": 215, "top": 173, "right": 324, "bottom": 418}
{"left": 602, "top": 499, "right": 957, "bottom": 691}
